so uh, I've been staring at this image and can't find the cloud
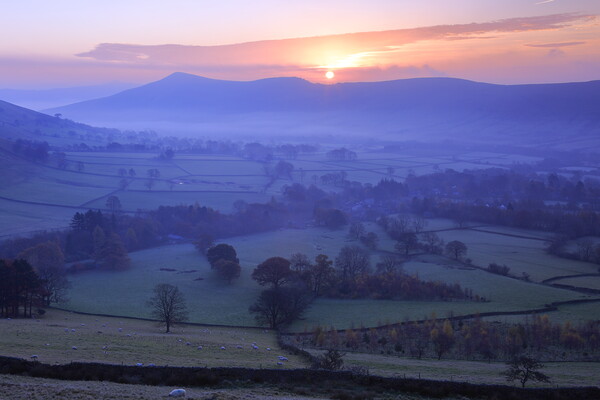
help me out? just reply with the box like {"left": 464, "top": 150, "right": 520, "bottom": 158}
{"left": 546, "top": 48, "right": 566, "bottom": 58}
{"left": 525, "top": 41, "right": 586, "bottom": 47}
{"left": 535, "top": 0, "right": 556, "bottom": 5}
{"left": 77, "top": 13, "right": 593, "bottom": 70}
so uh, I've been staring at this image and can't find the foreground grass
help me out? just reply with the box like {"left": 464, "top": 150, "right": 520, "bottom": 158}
{"left": 0, "top": 310, "right": 307, "bottom": 369}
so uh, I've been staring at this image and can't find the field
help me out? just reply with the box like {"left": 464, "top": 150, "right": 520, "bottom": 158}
{"left": 61, "top": 223, "right": 597, "bottom": 331}
{"left": 1, "top": 147, "right": 576, "bottom": 237}
{"left": 309, "top": 350, "right": 600, "bottom": 388}
{"left": 0, "top": 309, "right": 305, "bottom": 369}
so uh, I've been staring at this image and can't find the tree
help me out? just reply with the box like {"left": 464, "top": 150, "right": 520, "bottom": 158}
{"left": 105, "top": 195, "right": 122, "bottom": 214}
{"left": 503, "top": 356, "right": 551, "bottom": 387}
{"left": 274, "top": 160, "right": 294, "bottom": 179}
{"left": 213, "top": 259, "right": 241, "bottom": 283}
{"left": 98, "top": 233, "right": 130, "bottom": 270}
{"left": 147, "top": 283, "right": 188, "bottom": 333}
{"left": 249, "top": 286, "right": 311, "bottom": 329}
{"left": 252, "top": 257, "right": 292, "bottom": 288}
{"left": 206, "top": 244, "right": 239, "bottom": 266}
{"left": 376, "top": 255, "right": 404, "bottom": 276}
{"left": 289, "top": 252, "right": 311, "bottom": 272}
{"left": 314, "top": 349, "right": 345, "bottom": 370}
{"left": 445, "top": 240, "right": 468, "bottom": 261}
{"left": 335, "top": 245, "right": 370, "bottom": 284}
{"left": 420, "top": 232, "right": 444, "bottom": 255}
{"left": 430, "top": 320, "right": 455, "bottom": 359}
{"left": 360, "top": 232, "right": 379, "bottom": 250}
{"left": 92, "top": 226, "right": 106, "bottom": 263}
{"left": 18, "top": 241, "right": 69, "bottom": 306}
{"left": 394, "top": 232, "right": 419, "bottom": 256}
{"left": 193, "top": 234, "right": 215, "bottom": 255}
{"left": 309, "top": 254, "right": 334, "bottom": 296}
{"left": 349, "top": 222, "right": 366, "bottom": 239}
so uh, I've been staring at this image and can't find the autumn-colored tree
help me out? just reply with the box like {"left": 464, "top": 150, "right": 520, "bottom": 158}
{"left": 18, "top": 241, "right": 69, "bottom": 305}
{"left": 308, "top": 254, "right": 334, "bottom": 295}
{"left": 252, "top": 257, "right": 292, "bottom": 288}
{"left": 98, "top": 233, "right": 130, "bottom": 270}
{"left": 431, "top": 320, "right": 455, "bottom": 359}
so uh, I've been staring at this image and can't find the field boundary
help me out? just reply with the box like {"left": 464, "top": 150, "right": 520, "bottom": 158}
{"left": 0, "top": 356, "right": 598, "bottom": 399}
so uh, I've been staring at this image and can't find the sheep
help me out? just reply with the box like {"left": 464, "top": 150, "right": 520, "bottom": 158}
{"left": 220, "top": 346, "right": 226, "bottom": 350}
{"left": 252, "top": 345, "right": 259, "bottom": 350}
{"left": 236, "top": 345, "right": 243, "bottom": 349}
{"left": 168, "top": 389, "right": 186, "bottom": 397}
{"left": 70, "top": 329, "right": 76, "bottom": 332}
{"left": 266, "top": 347, "right": 271, "bottom": 351}
{"left": 136, "top": 363, "right": 143, "bottom": 367}
{"left": 148, "top": 363, "right": 156, "bottom": 367}
{"left": 278, "top": 356, "right": 288, "bottom": 361}
{"left": 72, "top": 346, "right": 77, "bottom": 350}
{"left": 30, "top": 355, "right": 38, "bottom": 360}
{"left": 80, "top": 324, "right": 86, "bottom": 327}
{"left": 197, "top": 346, "right": 203, "bottom": 350}
{"left": 277, "top": 361, "right": 283, "bottom": 366}
{"left": 186, "top": 342, "right": 191, "bottom": 346}
{"left": 118, "top": 328, "right": 123, "bottom": 332}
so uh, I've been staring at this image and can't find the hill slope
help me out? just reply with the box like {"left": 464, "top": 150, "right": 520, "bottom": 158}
{"left": 47, "top": 73, "right": 600, "bottom": 149}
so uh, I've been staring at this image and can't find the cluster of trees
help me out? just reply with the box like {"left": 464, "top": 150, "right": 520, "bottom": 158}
{"left": 0, "top": 259, "right": 44, "bottom": 318}
{"left": 11, "top": 139, "right": 49, "bottom": 162}
{"left": 249, "top": 256, "right": 313, "bottom": 329}
{"left": 247, "top": 246, "right": 477, "bottom": 329}
{"left": 297, "top": 315, "right": 600, "bottom": 362}
{"left": 326, "top": 148, "right": 357, "bottom": 161}
{"left": 205, "top": 244, "right": 241, "bottom": 283}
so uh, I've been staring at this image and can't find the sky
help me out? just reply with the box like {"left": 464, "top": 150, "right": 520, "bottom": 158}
{"left": 1, "top": 0, "right": 599, "bottom": 88}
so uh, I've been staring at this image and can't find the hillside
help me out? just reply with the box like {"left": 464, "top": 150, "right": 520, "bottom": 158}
{"left": 0, "top": 99, "right": 119, "bottom": 147}
{"left": 47, "top": 73, "right": 600, "bottom": 150}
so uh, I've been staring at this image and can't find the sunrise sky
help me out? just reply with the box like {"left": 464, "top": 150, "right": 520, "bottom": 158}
{"left": 1, "top": 0, "right": 599, "bottom": 88}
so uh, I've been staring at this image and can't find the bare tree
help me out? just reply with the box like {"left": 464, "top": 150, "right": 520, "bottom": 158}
{"left": 445, "top": 240, "right": 468, "bottom": 261}
{"left": 147, "top": 284, "right": 188, "bottom": 333}
{"left": 503, "top": 356, "right": 551, "bottom": 387}
{"left": 335, "top": 245, "right": 370, "bottom": 284}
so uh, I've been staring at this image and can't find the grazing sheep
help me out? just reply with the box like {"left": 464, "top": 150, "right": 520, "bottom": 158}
{"left": 72, "top": 346, "right": 77, "bottom": 350}
{"left": 136, "top": 363, "right": 143, "bottom": 367}
{"left": 278, "top": 356, "right": 288, "bottom": 361}
{"left": 236, "top": 345, "right": 243, "bottom": 349}
{"left": 118, "top": 328, "right": 122, "bottom": 332}
{"left": 220, "top": 346, "right": 226, "bottom": 350}
{"left": 80, "top": 324, "right": 85, "bottom": 327}
{"left": 266, "top": 347, "right": 271, "bottom": 351}
{"left": 64, "top": 328, "right": 69, "bottom": 332}
{"left": 277, "top": 362, "right": 283, "bottom": 366}
{"left": 148, "top": 363, "right": 156, "bottom": 367}
{"left": 70, "top": 329, "right": 76, "bottom": 332}
{"left": 252, "top": 345, "right": 259, "bottom": 350}
{"left": 197, "top": 346, "right": 203, "bottom": 350}
{"left": 45, "top": 344, "right": 49, "bottom": 346}
{"left": 186, "top": 342, "right": 191, "bottom": 346}
{"left": 168, "top": 389, "right": 186, "bottom": 397}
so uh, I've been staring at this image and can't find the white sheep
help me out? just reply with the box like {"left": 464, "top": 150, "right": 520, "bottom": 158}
{"left": 136, "top": 363, "right": 143, "bottom": 367}
{"left": 252, "top": 345, "right": 259, "bottom": 350}
{"left": 72, "top": 346, "right": 77, "bottom": 350}
{"left": 148, "top": 363, "right": 156, "bottom": 367}
{"left": 168, "top": 389, "right": 186, "bottom": 397}
{"left": 236, "top": 345, "right": 243, "bottom": 349}
{"left": 277, "top": 361, "right": 283, "bottom": 366}
{"left": 70, "top": 329, "right": 76, "bottom": 332}
{"left": 118, "top": 328, "right": 122, "bottom": 332}
{"left": 266, "top": 347, "right": 271, "bottom": 351}
{"left": 197, "top": 346, "right": 203, "bottom": 350}
{"left": 186, "top": 342, "right": 191, "bottom": 346}
{"left": 220, "top": 346, "right": 226, "bottom": 350}
{"left": 278, "top": 356, "right": 288, "bottom": 361}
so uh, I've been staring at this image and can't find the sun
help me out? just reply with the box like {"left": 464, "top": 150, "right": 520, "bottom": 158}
{"left": 325, "top": 71, "right": 335, "bottom": 80}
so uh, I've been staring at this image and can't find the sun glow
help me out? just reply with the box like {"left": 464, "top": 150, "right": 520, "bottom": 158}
{"left": 325, "top": 70, "right": 335, "bottom": 79}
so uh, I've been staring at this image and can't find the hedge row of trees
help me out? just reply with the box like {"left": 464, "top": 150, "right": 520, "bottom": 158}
{"left": 294, "top": 315, "right": 600, "bottom": 362}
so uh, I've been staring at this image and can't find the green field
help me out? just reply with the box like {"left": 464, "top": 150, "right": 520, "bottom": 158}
{"left": 62, "top": 224, "right": 594, "bottom": 331}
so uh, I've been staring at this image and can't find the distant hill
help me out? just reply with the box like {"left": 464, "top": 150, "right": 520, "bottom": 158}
{"left": 0, "top": 82, "right": 135, "bottom": 111}
{"left": 47, "top": 73, "right": 600, "bottom": 150}
{"left": 0, "top": 99, "right": 119, "bottom": 147}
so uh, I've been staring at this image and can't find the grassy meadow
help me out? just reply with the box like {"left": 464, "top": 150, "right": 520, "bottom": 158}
{"left": 62, "top": 223, "right": 595, "bottom": 331}
{"left": 0, "top": 309, "right": 305, "bottom": 369}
